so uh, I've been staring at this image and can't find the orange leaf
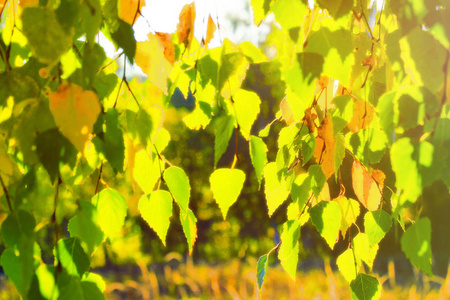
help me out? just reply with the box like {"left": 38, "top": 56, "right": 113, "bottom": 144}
{"left": 49, "top": 83, "right": 101, "bottom": 153}
{"left": 313, "top": 113, "right": 335, "bottom": 179}
{"left": 135, "top": 33, "right": 174, "bottom": 94}
{"left": 119, "top": 0, "right": 146, "bottom": 24}
{"left": 280, "top": 96, "right": 295, "bottom": 125}
{"left": 351, "top": 160, "right": 382, "bottom": 211}
{"left": 155, "top": 32, "right": 175, "bottom": 65}
{"left": 204, "top": 14, "right": 216, "bottom": 46}
{"left": 303, "top": 107, "right": 317, "bottom": 133}
{"left": 177, "top": 2, "right": 196, "bottom": 49}
{"left": 347, "top": 100, "right": 374, "bottom": 133}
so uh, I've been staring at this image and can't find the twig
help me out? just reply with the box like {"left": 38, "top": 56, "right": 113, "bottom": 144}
{"left": 52, "top": 176, "right": 63, "bottom": 272}
{"left": 0, "top": 174, "right": 12, "bottom": 212}
{"left": 94, "top": 163, "right": 103, "bottom": 195}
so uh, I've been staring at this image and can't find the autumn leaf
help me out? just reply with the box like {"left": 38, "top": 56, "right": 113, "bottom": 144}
{"left": 313, "top": 113, "right": 336, "bottom": 179}
{"left": 177, "top": 2, "right": 195, "bottom": 49}
{"left": 135, "top": 33, "right": 174, "bottom": 94}
{"left": 351, "top": 160, "right": 383, "bottom": 211}
{"left": 49, "top": 83, "right": 101, "bottom": 153}
{"left": 362, "top": 55, "right": 375, "bottom": 67}
{"left": 347, "top": 100, "right": 374, "bottom": 133}
{"left": 119, "top": 0, "right": 145, "bottom": 24}
{"left": 155, "top": 32, "right": 175, "bottom": 65}
{"left": 280, "top": 96, "right": 295, "bottom": 125}
{"left": 204, "top": 14, "right": 216, "bottom": 46}
{"left": 303, "top": 108, "right": 317, "bottom": 133}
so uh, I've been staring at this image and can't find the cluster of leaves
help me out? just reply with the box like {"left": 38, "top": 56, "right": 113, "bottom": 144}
{"left": 0, "top": 0, "right": 449, "bottom": 299}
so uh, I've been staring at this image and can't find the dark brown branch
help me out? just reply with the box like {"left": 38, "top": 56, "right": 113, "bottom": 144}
{"left": 0, "top": 174, "right": 12, "bottom": 212}
{"left": 94, "top": 163, "right": 103, "bottom": 195}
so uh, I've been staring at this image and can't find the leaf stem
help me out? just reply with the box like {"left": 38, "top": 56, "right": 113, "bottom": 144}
{"left": 52, "top": 176, "right": 63, "bottom": 272}
{"left": 94, "top": 163, "right": 103, "bottom": 195}
{"left": 0, "top": 174, "right": 13, "bottom": 212}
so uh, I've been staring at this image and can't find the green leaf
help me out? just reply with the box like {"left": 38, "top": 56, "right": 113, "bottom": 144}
{"left": 256, "top": 254, "right": 269, "bottom": 290}
{"left": 316, "top": 0, "right": 353, "bottom": 20}
{"left": 239, "top": 41, "right": 267, "bottom": 64}
{"left": 400, "top": 28, "right": 447, "bottom": 93}
{"left": 278, "top": 220, "right": 301, "bottom": 280}
{"left": 21, "top": 7, "right": 72, "bottom": 64}
{"left": 364, "top": 210, "right": 392, "bottom": 247}
{"left": 35, "top": 128, "right": 78, "bottom": 183}
{"left": 68, "top": 201, "right": 105, "bottom": 255}
{"left": 301, "top": 133, "right": 316, "bottom": 165}
{"left": 133, "top": 150, "right": 161, "bottom": 194}
{"left": 1, "top": 248, "right": 35, "bottom": 297}
{"left": 56, "top": 0, "right": 80, "bottom": 32}
{"left": 332, "top": 95, "right": 353, "bottom": 135}
{"left": 136, "top": 108, "right": 153, "bottom": 150}
{"left": 138, "top": 190, "right": 173, "bottom": 246}
{"left": 284, "top": 52, "right": 324, "bottom": 103}
{"left": 309, "top": 201, "right": 341, "bottom": 249}
{"left": 347, "top": 127, "right": 387, "bottom": 168}
{"left": 1, "top": 210, "right": 36, "bottom": 248}
{"left": 82, "top": 43, "right": 106, "bottom": 87}
{"left": 80, "top": 0, "right": 102, "bottom": 44}
{"left": 350, "top": 274, "right": 381, "bottom": 300}
{"left": 30, "top": 265, "right": 57, "bottom": 299}
{"left": 218, "top": 51, "right": 249, "bottom": 98}
{"left": 214, "top": 114, "right": 235, "bottom": 166}
{"left": 249, "top": 135, "right": 268, "bottom": 187}
{"left": 337, "top": 248, "right": 360, "bottom": 282}
{"left": 291, "top": 173, "right": 311, "bottom": 213}
{"left": 95, "top": 109, "right": 125, "bottom": 172}
{"left": 56, "top": 271, "right": 84, "bottom": 300}
{"left": 401, "top": 217, "right": 433, "bottom": 276}
{"left": 164, "top": 166, "right": 190, "bottom": 213}
{"left": 271, "top": 0, "right": 308, "bottom": 31}
{"left": 55, "top": 237, "right": 90, "bottom": 278}
{"left": 92, "top": 188, "right": 127, "bottom": 239}
{"left": 233, "top": 89, "right": 261, "bottom": 140}
{"left": 210, "top": 168, "right": 246, "bottom": 219}
{"left": 305, "top": 27, "right": 354, "bottom": 86}
{"left": 309, "top": 165, "right": 326, "bottom": 199}
{"left": 180, "top": 208, "right": 197, "bottom": 255}
{"left": 263, "top": 162, "right": 290, "bottom": 217}
{"left": 110, "top": 19, "right": 136, "bottom": 63}
{"left": 81, "top": 272, "right": 106, "bottom": 300}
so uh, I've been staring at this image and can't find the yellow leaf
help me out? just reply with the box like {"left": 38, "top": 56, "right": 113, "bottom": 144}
{"left": 49, "top": 83, "right": 101, "bottom": 153}
{"left": 347, "top": 100, "right": 374, "bottom": 133}
{"left": 155, "top": 32, "right": 175, "bottom": 65}
{"left": 135, "top": 33, "right": 173, "bottom": 94}
{"left": 204, "top": 14, "right": 216, "bottom": 46}
{"left": 119, "top": 0, "right": 145, "bottom": 24}
{"left": 280, "top": 96, "right": 295, "bottom": 125}
{"left": 177, "top": 2, "right": 195, "bottom": 49}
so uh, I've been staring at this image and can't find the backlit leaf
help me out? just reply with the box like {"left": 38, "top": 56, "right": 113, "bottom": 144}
{"left": 335, "top": 196, "right": 360, "bottom": 237}
{"left": 49, "top": 83, "right": 101, "bottom": 153}
{"left": 214, "top": 114, "right": 235, "bottom": 166}
{"left": 210, "top": 168, "right": 245, "bottom": 219}
{"left": 278, "top": 220, "right": 301, "bottom": 280}
{"left": 280, "top": 96, "right": 295, "bottom": 125}
{"left": 353, "top": 233, "right": 378, "bottom": 270}
{"left": 309, "top": 201, "right": 341, "bottom": 249}
{"left": 138, "top": 190, "right": 173, "bottom": 246}
{"left": 133, "top": 150, "right": 161, "bottom": 194}
{"left": 204, "top": 14, "right": 216, "bottom": 46}
{"left": 164, "top": 166, "right": 190, "bottom": 213}
{"left": 337, "top": 248, "right": 360, "bottom": 282}
{"left": 249, "top": 135, "right": 268, "bottom": 187}
{"left": 177, "top": 2, "right": 195, "bottom": 49}
{"left": 92, "top": 188, "right": 127, "bottom": 239}
{"left": 233, "top": 89, "right": 261, "bottom": 140}
{"left": 401, "top": 218, "right": 432, "bottom": 276}
{"left": 180, "top": 208, "right": 197, "bottom": 255}
{"left": 136, "top": 34, "right": 173, "bottom": 94}
{"left": 347, "top": 100, "right": 375, "bottom": 133}
{"left": 313, "top": 113, "right": 336, "bottom": 179}
{"left": 119, "top": 0, "right": 145, "bottom": 24}
{"left": 364, "top": 210, "right": 392, "bottom": 247}
{"left": 351, "top": 160, "right": 382, "bottom": 211}
{"left": 263, "top": 162, "right": 290, "bottom": 216}
{"left": 110, "top": 19, "right": 136, "bottom": 63}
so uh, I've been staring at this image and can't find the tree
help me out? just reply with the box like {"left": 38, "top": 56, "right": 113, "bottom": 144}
{"left": 0, "top": 0, "right": 449, "bottom": 299}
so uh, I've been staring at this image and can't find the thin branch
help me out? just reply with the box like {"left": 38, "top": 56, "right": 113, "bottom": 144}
{"left": 94, "top": 163, "right": 103, "bottom": 195}
{"left": 52, "top": 176, "right": 63, "bottom": 272}
{"left": 0, "top": 174, "right": 12, "bottom": 212}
